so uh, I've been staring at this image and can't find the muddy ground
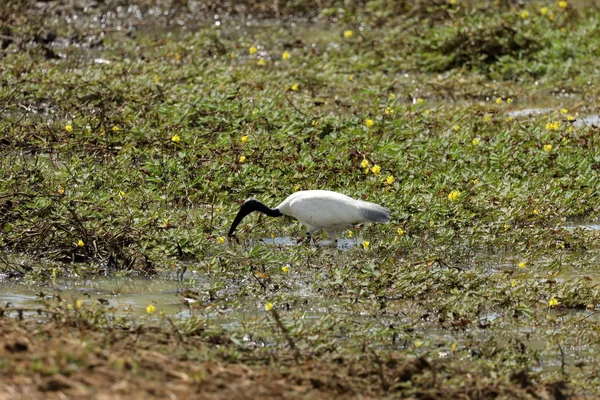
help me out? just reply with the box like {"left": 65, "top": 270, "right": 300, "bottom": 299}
{"left": 0, "top": 312, "right": 571, "bottom": 400}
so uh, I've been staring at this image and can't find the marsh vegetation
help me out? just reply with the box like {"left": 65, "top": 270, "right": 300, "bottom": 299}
{"left": 1, "top": 0, "right": 600, "bottom": 398}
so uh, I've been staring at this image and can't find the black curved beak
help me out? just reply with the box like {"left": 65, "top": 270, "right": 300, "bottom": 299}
{"left": 227, "top": 201, "right": 254, "bottom": 237}
{"left": 227, "top": 199, "right": 283, "bottom": 238}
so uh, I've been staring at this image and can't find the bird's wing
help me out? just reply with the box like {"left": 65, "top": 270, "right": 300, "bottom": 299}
{"left": 287, "top": 195, "right": 365, "bottom": 229}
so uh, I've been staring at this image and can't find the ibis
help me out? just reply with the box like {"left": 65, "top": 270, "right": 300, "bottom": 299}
{"left": 227, "top": 190, "right": 390, "bottom": 242}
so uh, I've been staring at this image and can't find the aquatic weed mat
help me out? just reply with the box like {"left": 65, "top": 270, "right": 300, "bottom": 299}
{"left": 1, "top": 0, "right": 600, "bottom": 275}
{"left": 2, "top": 0, "right": 600, "bottom": 398}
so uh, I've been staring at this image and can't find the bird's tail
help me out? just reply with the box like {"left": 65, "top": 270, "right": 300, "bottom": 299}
{"left": 359, "top": 201, "right": 391, "bottom": 223}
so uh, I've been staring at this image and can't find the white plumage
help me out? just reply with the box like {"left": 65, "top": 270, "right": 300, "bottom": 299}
{"left": 228, "top": 190, "right": 390, "bottom": 242}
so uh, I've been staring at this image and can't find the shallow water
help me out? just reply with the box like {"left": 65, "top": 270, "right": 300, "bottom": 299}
{"left": 260, "top": 236, "right": 357, "bottom": 249}
{"left": 0, "top": 277, "right": 184, "bottom": 317}
{"left": 564, "top": 221, "right": 600, "bottom": 231}
{"left": 507, "top": 108, "right": 553, "bottom": 117}
{"left": 574, "top": 114, "right": 600, "bottom": 127}
{"left": 1, "top": 273, "right": 598, "bottom": 373}
{"left": 507, "top": 108, "right": 600, "bottom": 128}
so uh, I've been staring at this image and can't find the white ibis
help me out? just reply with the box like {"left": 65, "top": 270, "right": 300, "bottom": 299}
{"left": 227, "top": 190, "right": 390, "bottom": 242}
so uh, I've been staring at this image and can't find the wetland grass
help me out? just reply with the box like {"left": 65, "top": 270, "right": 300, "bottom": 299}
{"left": 1, "top": 0, "right": 600, "bottom": 398}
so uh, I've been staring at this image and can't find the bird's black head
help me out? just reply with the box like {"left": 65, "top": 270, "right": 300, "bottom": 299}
{"left": 227, "top": 198, "right": 283, "bottom": 237}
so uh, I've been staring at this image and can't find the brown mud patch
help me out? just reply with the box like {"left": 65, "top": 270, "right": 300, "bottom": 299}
{"left": 0, "top": 314, "right": 574, "bottom": 400}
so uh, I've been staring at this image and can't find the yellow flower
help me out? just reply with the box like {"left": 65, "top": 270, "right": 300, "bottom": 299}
{"left": 153, "top": 75, "right": 160, "bottom": 83}
{"left": 424, "top": 109, "right": 431, "bottom": 115}
{"left": 483, "top": 114, "right": 492, "bottom": 122}
{"left": 560, "top": 108, "right": 568, "bottom": 114}
{"left": 453, "top": 125, "right": 460, "bottom": 132}
{"left": 57, "top": 186, "right": 65, "bottom": 195}
{"left": 472, "top": 138, "right": 480, "bottom": 146}
{"left": 506, "top": 98, "right": 513, "bottom": 104}
{"left": 549, "top": 297, "right": 559, "bottom": 307}
{"left": 384, "top": 107, "right": 395, "bottom": 115}
{"left": 290, "top": 83, "right": 299, "bottom": 91}
{"left": 511, "top": 279, "right": 517, "bottom": 287}
{"left": 347, "top": 230, "right": 354, "bottom": 238}
{"left": 546, "top": 121, "right": 561, "bottom": 130}
{"left": 362, "top": 241, "right": 370, "bottom": 250}
{"left": 77, "top": 239, "right": 85, "bottom": 247}
{"left": 495, "top": 97, "right": 503, "bottom": 104}
{"left": 265, "top": 302, "right": 274, "bottom": 311}
{"left": 568, "top": 126, "right": 574, "bottom": 133}
{"left": 365, "top": 119, "right": 374, "bottom": 127}
{"left": 241, "top": 135, "right": 248, "bottom": 143}
{"left": 506, "top": 116, "right": 514, "bottom": 122}
{"left": 540, "top": 7, "right": 548, "bottom": 15}
{"left": 171, "top": 134, "right": 181, "bottom": 143}
{"left": 361, "top": 159, "right": 370, "bottom": 168}
{"left": 414, "top": 340, "right": 423, "bottom": 348}
{"left": 293, "top": 184, "right": 301, "bottom": 191}
{"left": 447, "top": 190, "right": 461, "bottom": 201}
{"left": 518, "top": 261, "right": 527, "bottom": 269}
{"left": 533, "top": 209, "right": 540, "bottom": 215}
{"left": 397, "top": 228, "right": 404, "bottom": 236}
{"left": 388, "top": 93, "right": 395, "bottom": 101}
{"left": 343, "top": 30, "right": 353, "bottom": 38}
{"left": 520, "top": 10, "right": 529, "bottom": 18}
{"left": 257, "top": 59, "right": 266, "bottom": 66}
{"left": 558, "top": 1, "right": 567, "bottom": 9}
{"left": 112, "top": 125, "right": 119, "bottom": 132}
{"left": 281, "top": 265, "right": 290, "bottom": 273}
{"left": 249, "top": 45, "right": 257, "bottom": 55}
{"left": 448, "top": 0, "right": 458, "bottom": 4}
{"left": 567, "top": 115, "right": 575, "bottom": 121}
{"left": 76, "top": 299, "right": 83, "bottom": 309}
{"left": 451, "top": 342, "right": 457, "bottom": 352}
{"left": 282, "top": 51, "right": 290, "bottom": 60}
{"left": 161, "top": 219, "right": 169, "bottom": 228}
{"left": 217, "top": 236, "right": 225, "bottom": 244}
{"left": 472, "top": 179, "right": 479, "bottom": 185}
{"left": 65, "top": 124, "right": 73, "bottom": 132}
{"left": 543, "top": 144, "right": 552, "bottom": 152}
{"left": 348, "top": 75, "right": 355, "bottom": 81}
{"left": 146, "top": 304, "right": 156, "bottom": 314}
{"left": 385, "top": 175, "right": 394, "bottom": 185}
{"left": 504, "top": 224, "right": 510, "bottom": 230}
{"left": 239, "top": 155, "right": 246, "bottom": 163}
{"left": 371, "top": 165, "right": 381, "bottom": 175}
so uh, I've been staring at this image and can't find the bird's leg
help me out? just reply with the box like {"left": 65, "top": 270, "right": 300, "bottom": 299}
{"left": 303, "top": 225, "right": 318, "bottom": 246}
{"left": 325, "top": 230, "right": 338, "bottom": 247}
